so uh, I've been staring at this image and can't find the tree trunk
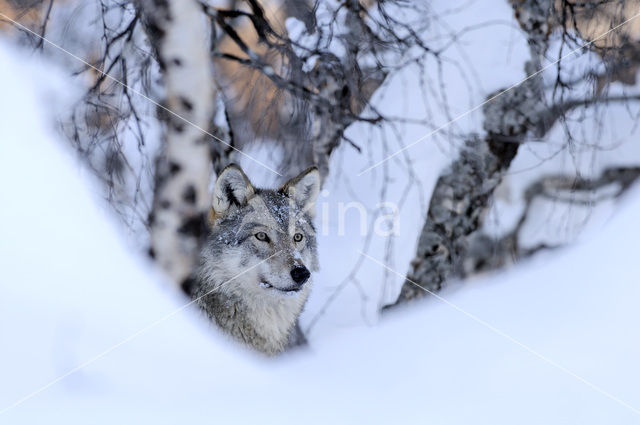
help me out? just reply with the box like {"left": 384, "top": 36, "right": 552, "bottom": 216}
{"left": 139, "top": 0, "right": 216, "bottom": 286}
{"left": 392, "top": 60, "right": 547, "bottom": 305}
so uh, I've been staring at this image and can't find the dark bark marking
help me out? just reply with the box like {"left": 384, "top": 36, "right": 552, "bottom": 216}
{"left": 180, "top": 97, "right": 194, "bottom": 112}
{"left": 183, "top": 184, "right": 197, "bottom": 204}
{"left": 169, "top": 161, "right": 182, "bottom": 175}
{"left": 178, "top": 213, "right": 208, "bottom": 239}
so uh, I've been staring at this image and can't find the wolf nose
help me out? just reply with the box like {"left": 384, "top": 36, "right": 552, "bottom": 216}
{"left": 290, "top": 266, "right": 310, "bottom": 285}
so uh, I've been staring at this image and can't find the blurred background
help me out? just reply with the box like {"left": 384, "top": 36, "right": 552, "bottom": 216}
{"left": 1, "top": 0, "right": 640, "bottom": 423}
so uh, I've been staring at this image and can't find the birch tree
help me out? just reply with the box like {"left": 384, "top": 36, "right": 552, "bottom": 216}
{"left": 394, "top": 0, "right": 640, "bottom": 306}
{"left": 137, "top": 0, "right": 215, "bottom": 284}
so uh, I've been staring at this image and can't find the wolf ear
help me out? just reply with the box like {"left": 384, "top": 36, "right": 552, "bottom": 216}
{"left": 212, "top": 164, "right": 255, "bottom": 216}
{"left": 280, "top": 167, "right": 320, "bottom": 216}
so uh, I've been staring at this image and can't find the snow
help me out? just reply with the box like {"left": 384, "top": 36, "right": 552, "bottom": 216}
{"left": 2, "top": 1, "right": 640, "bottom": 423}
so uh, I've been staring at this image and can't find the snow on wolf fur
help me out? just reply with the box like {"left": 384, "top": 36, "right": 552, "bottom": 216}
{"left": 190, "top": 164, "right": 320, "bottom": 355}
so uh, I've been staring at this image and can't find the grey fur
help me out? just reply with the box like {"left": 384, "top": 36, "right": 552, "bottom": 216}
{"left": 191, "top": 164, "right": 320, "bottom": 355}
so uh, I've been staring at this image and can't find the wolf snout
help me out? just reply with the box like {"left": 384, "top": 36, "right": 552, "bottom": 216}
{"left": 290, "top": 266, "right": 310, "bottom": 285}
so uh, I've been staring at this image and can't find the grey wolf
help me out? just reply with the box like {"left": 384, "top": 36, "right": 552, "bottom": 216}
{"left": 189, "top": 164, "right": 320, "bottom": 355}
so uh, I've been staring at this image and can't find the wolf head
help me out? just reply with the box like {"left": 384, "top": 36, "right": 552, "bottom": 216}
{"left": 194, "top": 164, "right": 320, "bottom": 353}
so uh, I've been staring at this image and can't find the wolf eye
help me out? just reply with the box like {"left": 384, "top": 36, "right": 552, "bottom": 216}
{"left": 255, "top": 232, "right": 269, "bottom": 242}
{"left": 293, "top": 233, "right": 303, "bottom": 242}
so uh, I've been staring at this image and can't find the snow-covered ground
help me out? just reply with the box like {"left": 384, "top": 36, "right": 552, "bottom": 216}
{"left": 2, "top": 0, "right": 640, "bottom": 422}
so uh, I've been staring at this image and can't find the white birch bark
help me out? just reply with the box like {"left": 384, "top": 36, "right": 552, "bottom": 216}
{"left": 140, "top": 0, "right": 215, "bottom": 285}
